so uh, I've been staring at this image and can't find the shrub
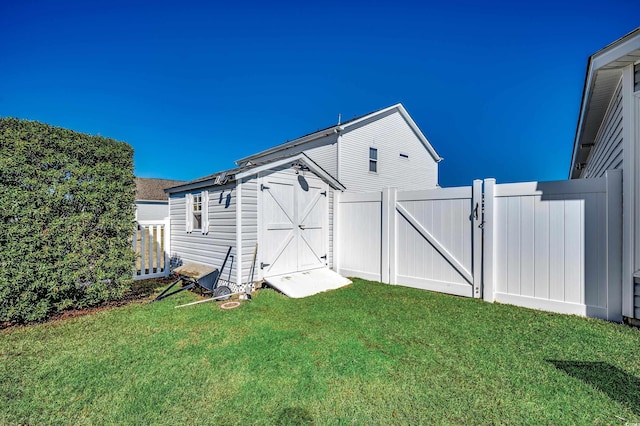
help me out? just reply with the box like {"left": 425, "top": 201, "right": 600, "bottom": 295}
{"left": 0, "top": 118, "right": 136, "bottom": 323}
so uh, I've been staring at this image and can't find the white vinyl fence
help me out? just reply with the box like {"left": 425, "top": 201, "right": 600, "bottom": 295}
{"left": 337, "top": 170, "right": 622, "bottom": 321}
{"left": 133, "top": 218, "right": 171, "bottom": 280}
{"left": 483, "top": 171, "right": 622, "bottom": 320}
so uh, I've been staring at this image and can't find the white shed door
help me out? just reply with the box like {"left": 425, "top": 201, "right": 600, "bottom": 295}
{"left": 261, "top": 170, "right": 328, "bottom": 277}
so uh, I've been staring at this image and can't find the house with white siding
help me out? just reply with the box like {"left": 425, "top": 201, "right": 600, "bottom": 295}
{"left": 165, "top": 103, "right": 441, "bottom": 290}
{"left": 569, "top": 28, "right": 640, "bottom": 324}
{"left": 135, "top": 178, "right": 184, "bottom": 221}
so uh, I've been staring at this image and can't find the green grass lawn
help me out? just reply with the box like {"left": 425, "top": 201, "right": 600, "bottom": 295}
{"left": 2, "top": 279, "right": 640, "bottom": 425}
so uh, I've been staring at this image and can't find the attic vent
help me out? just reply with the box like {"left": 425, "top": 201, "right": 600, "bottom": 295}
{"left": 635, "top": 63, "right": 640, "bottom": 92}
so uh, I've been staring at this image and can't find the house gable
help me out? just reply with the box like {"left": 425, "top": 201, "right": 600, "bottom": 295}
{"left": 235, "top": 103, "right": 442, "bottom": 192}
{"left": 337, "top": 106, "right": 440, "bottom": 192}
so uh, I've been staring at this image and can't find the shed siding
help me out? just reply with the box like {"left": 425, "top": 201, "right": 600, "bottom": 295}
{"left": 636, "top": 94, "right": 640, "bottom": 319}
{"left": 169, "top": 184, "right": 238, "bottom": 277}
{"left": 243, "top": 133, "right": 338, "bottom": 177}
{"left": 240, "top": 177, "right": 259, "bottom": 285}
{"left": 339, "top": 110, "right": 438, "bottom": 192}
{"left": 583, "top": 80, "right": 624, "bottom": 178}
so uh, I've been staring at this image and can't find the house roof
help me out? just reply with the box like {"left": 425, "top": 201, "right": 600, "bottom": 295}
{"left": 135, "top": 178, "right": 186, "bottom": 201}
{"left": 234, "top": 103, "right": 442, "bottom": 166}
{"left": 569, "top": 28, "right": 640, "bottom": 179}
{"left": 164, "top": 152, "right": 345, "bottom": 194}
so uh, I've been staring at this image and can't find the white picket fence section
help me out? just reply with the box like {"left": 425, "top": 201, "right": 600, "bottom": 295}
{"left": 133, "top": 218, "right": 171, "bottom": 280}
{"left": 336, "top": 170, "right": 623, "bottom": 321}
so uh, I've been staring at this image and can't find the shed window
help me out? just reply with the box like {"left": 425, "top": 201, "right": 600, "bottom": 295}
{"left": 635, "top": 63, "right": 640, "bottom": 92}
{"left": 369, "top": 147, "right": 378, "bottom": 173}
{"left": 186, "top": 191, "right": 209, "bottom": 234}
{"left": 193, "top": 194, "right": 202, "bottom": 230}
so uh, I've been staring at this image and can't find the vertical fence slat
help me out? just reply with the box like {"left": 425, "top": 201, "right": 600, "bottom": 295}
{"left": 483, "top": 179, "right": 495, "bottom": 302}
{"left": 155, "top": 225, "right": 162, "bottom": 273}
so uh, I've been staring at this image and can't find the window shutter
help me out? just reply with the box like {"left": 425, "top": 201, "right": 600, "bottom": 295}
{"left": 185, "top": 193, "right": 193, "bottom": 233}
{"left": 201, "top": 191, "right": 209, "bottom": 234}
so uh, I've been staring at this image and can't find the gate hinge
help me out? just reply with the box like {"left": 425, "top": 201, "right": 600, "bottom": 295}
{"left": 260, "top": 184, "right": 270, "bottom": 191}
{"left": 260, "top": 262, "right": 270, "bottom": 269}
{"left": 320, "top": 191, "right": 327, "bottom": 196}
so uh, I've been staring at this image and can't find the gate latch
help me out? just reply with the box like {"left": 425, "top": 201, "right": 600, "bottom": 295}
{"left": 260, "top": 262, "right": 270, "bottom": 269}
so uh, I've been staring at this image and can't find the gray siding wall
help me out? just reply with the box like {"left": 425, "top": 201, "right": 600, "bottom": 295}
{"left": 245, "top": 133, "right": 338, "bottom": 177}
{"left": 240, "top": 177, "right": 259, "bottom": 284}
{"left": 339, "top": 109, "right": 439, "bottom": 192}
{"left": 136, "top": 201, "right": 168, "bottom": 221}
{"left": 583, "top": 80, "right": 624, "bottom": 178}
{"left": 169, "top": 184, "right": 238, "bottom": 280}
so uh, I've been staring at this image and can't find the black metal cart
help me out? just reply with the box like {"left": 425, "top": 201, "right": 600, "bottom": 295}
{"left": 153, "top": 247, "right": 232, "bottom": 302}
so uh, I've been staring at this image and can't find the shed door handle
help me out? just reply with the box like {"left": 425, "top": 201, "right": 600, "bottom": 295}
{"left": 298, "top": 225, "right": 305, "bottom": 230}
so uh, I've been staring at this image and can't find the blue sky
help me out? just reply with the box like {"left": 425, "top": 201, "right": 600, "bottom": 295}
{"left": 1, "top": 0, "right": 637, "bottom": 187}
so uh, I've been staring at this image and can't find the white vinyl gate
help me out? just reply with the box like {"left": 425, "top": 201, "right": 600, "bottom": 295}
{"left": 337, "top": 184, "right": 482, "bottom": 297}
{"left": 337, "top": 170, "right": 622, "bottom": 321}
{"left": 394, "top": 183, "right": 483, "bottom": 297}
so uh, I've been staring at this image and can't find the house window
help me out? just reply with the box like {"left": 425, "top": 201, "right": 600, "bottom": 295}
{"left": 635, "top": 63, "right": 640, "bottom": 92}
{"left": 193, "top": 193, "right": 202, "bottom": 230}
{"left": 369, "top": 147, "right": 378, "bottom": 173}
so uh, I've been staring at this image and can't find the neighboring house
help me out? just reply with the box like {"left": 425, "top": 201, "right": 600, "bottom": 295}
{"left": 235, "top": 103, "right": 442, "bottom": 192}
{"left": 569, "top": 28, "right": 640, "bottom": 323}
{"left": 135, "top": 178, "right": 185, "bottom": 221}
{"left": 165, "top": 103, "right": 441, "bottom": 288}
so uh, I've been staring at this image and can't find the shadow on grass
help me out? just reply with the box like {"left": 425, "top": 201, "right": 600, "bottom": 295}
{"left": 548, "top": 360, "right": 640, "bottom": 415}
{"left": 276, "top": 407, "right": 313, "bottom": 425}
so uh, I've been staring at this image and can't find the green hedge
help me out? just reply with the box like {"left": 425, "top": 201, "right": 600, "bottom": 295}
{"left": 0, "top": 118, "right": 136, "bottom": 323}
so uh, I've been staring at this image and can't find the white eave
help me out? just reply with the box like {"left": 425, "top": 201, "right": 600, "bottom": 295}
{"left": 235, "top": 103, "right": 443, "bottom": 166}
{"left": 570, "top": 28, "right": 640, "bottom": 179}
{"left": 236, "top": 153, "right": 346, "bottom": 190}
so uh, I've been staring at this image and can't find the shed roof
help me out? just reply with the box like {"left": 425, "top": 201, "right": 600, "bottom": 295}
{"left": 135, "top": 178, "right": 186, "bottom": 201}
{"left": 569, "top": 28, "right": 640, "bottom": 178}
{"left": 164, "top": 152, "right": 345, "bottom": 194}
{"left": 234, "top": 103, "right": 442, "bottom": 166}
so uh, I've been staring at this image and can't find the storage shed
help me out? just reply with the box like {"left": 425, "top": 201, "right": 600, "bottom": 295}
{"left": 166, "top": 154, "right": 343, "bottom": 290}
{"left": 165, "top": 103, "right": 441, "bottom": 290}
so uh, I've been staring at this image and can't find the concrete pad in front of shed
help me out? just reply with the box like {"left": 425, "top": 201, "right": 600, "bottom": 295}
{"left": 264, "top": 268, "right": 352, "bottom": 298}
